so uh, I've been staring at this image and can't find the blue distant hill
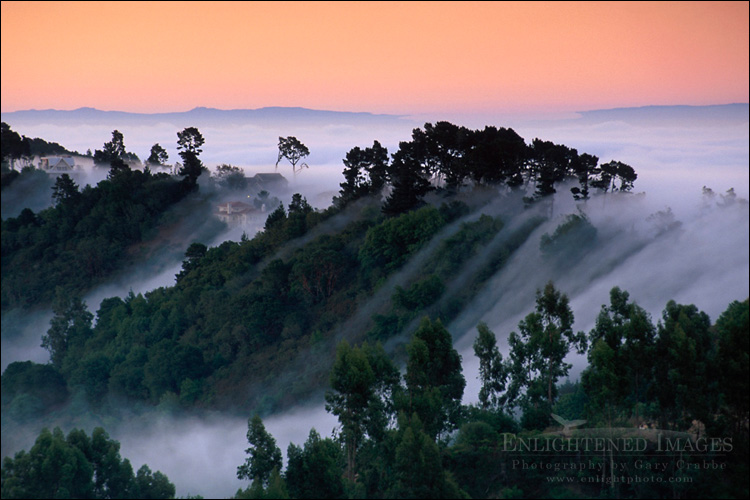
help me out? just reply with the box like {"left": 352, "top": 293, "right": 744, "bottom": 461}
{"left": 0, "top": 106, "right": 409, "bottom": 127}
{"left": 575, "top": 103, "right": 749, "bottom": 125}
{"left": 3, "top": 104, "right": 746, "bottom": 129}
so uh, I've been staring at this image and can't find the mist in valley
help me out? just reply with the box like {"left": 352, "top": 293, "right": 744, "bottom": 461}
{"left": 1, "top": 106, "right": 748, "bottom": 498}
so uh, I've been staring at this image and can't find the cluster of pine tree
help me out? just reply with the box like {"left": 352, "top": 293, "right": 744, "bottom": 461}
{"left": 333, "top": 121, "right": 637, "bottom": 214}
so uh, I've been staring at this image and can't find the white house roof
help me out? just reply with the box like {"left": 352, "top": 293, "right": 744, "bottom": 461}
{"left": 48, "top": 157, "right": 75, "bottom": 168}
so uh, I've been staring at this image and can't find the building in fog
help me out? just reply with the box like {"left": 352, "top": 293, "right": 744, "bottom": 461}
{"left": 215, "top": 201, "right": 266, "bottom": 229}
{"left": 39, "top": 156, "right": 78, "bottom": 174}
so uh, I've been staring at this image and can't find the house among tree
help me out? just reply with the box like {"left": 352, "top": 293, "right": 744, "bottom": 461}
{"left": 39, "top": 156, "right": 78, "bottom": 174}
{"left": 216, "top": 201, "right": 266, "bottom": 229}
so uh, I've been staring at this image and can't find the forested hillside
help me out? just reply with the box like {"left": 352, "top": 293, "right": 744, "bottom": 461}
{"left": 2, "top": 119, "right": 748, "bottom": 499}
{"left": 1, "top": 124, "right": 231, "bottom": 310}
{"left": 2, "top": 120, "right": 635, "bottom": 413}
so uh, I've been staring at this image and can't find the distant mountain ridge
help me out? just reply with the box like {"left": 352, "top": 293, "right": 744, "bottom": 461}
{"left": 3, "top": 103, "right": 746, "bottom": 129}
{"left": 1, "top": 106, "right": 409, "bottom": 127}
{"left": 575, "top": 103, "right": 749, "bottom": 124}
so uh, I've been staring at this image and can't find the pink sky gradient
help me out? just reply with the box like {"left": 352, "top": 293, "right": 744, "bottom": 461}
{"left": 1, "top": 1, "right": 748, "bottom": 115}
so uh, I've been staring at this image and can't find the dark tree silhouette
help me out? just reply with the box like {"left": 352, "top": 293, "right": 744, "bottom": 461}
{"left": 336, "top": 140, "right": 390, "bottom": 208}
{"left": 177, "top": 127, "right": 205, "bottom": 187}
{"left": 466, "top": 126, "right": 528, "bottom": 187}
{"left": 275, "top": 136, "right": 310, "bottom": 176}
{"left": 51, "top": 174, "right": 80, "bottom": 206}
{"left": 570, "top": 152, "right": 599, "bottom": 201}
{"left": 594, "top": 160, "right": 638, "bottom": 192}
{"left": 1, "top": 122, "right": 30, "bottom": 169}
{"left": 382, "top": 141, "right": 432, "bottom": 216}
{"left": 412, "top": 121, "right": 471, "bottom": 190}
{"left": 94, "top": 130, "right": 126, "bottom": 165}
{"left": 146, "top": 143, "right": 169, "bottom": 166}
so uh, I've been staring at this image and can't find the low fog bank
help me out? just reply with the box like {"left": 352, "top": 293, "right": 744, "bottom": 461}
{"left": 133, "top": 405, "right": 338, "bottom": 498}
{"left": 3, "top": 117, "right": 417, "bottom": 181}
{"left": 1, "top": 169, "right": 55, "bottom": 219}
{"left": 1, "top": 309, "right": 53, "bottom": 370}
{"left": 453, "top": 189, "right": 749, "bottom": 404}
{"left": 1, "top": 403, "right": 338, "bottom": 499}
{"left": 1, "top": 156, "right": 111, "bottom": 219}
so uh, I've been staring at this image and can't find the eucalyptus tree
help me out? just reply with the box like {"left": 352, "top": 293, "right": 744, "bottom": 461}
{"left": 582, "top": 287, "right": 656, "bottom": 425}
{"left": 715, "top": 299, "right": 750, "bottom": 438}
{"left": 473, "top": 322, "right": 508, "bottom": 411}
{"left": 325, "top": 340, "right": 399, "bottom": 481}
{"left": 41, "top": 289, "right": 94, "bottom": 371}
{"left": 402, "top": 317, "right": 465, "bottom": 440}
{"left": 653, "top": 301, "right": 716, "bottom": 430}
{"left": 325, "top": 341, "right": 375, "bottom": 482}
{"left": 237, "top": 415, "right": 283, "bottom": 486}
{"left": 275, "top": 136, "right": 310, "bottom": 176}
{"left": 505, "top": 282, "right": 586, "bottom": 429}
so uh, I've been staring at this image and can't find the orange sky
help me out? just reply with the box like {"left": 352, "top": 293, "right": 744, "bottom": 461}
{"left": 1, "top": 1, "right": 748, "bottom": 115}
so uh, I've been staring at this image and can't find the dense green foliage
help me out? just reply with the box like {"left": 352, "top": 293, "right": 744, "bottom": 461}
{"left": 1, "top": 361, "right": 68, "bottom": 420}
{"left": 1, "top": 426, "right": 174, "bottom": 499}
{"left": 1, "top": 166, "right": 188, "bottom": 309}
{"left": 3, "top": 193, "right": 546, "bottom": 415}
{"left": 236, "top": 293, "right": 748, "bottom": 500}
{"left": 237, "top": 415, "right": 283, "bottom": 486}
